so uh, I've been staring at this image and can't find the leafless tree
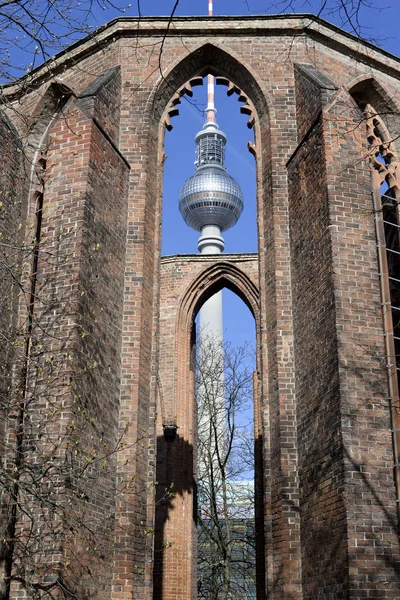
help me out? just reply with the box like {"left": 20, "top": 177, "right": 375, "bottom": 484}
{"left": 0, "top": 221, "right": 142, "bottom": 599}
{"left": 0, "top": 0, "right": 135, "bottom": 83}
{"left": 196, "top": 335, "right": 255, "bottom": 600}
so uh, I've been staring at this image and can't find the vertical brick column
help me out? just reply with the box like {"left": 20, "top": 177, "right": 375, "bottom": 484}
{"left": 113, "top": 62, "right": 161, "bottom": 598}
{"left": 260, "top": 69, "right": 303, "bottom": 598}
{"left": 0, "top": 115, "right": 26, "bottom": 597}
{"left": 289, "top": 105, "right": 348, "bottom": 598}
{"left": 289, "top": 64, "right": 347, "bottom": 597}
{"left": 289, "top": 75, "right": 400, "bottom": 597}
{"left": 0, "top": 115, "right": 24, "bottom": 441}
{"left": 324, "top": 90, "right": 400, "bottom": 598}
{"left": 5, "top": 83, "right": 129, "bottom": 598}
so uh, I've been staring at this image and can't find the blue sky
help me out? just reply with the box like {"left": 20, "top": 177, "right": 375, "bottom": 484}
{"left": 114, "top": 1, "right": 400, "bottom": 54}
{"left": 105, "top": 0, "right": 400, "bottom": 49}
{"left": 162, "top": 83, "right": 257, "bottom": 256}
{"left": 8, "top": 1, "right": 400, "bottom": 77}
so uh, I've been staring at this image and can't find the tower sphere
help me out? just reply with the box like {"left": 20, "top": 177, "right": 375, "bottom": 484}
{"left": 179, "top": 121, "right": 244, "bottom": 233}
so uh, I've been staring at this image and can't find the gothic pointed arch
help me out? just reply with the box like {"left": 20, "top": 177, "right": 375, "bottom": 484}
{"left": 172, "top": 260, "right": 260, "bottom": 455}
{"left": 151, "top": 42, "right": 272, "bottom": 133}
{"left": 177, "top": 261, "right": 259, "bottom": 334}
{"left": 154, "top": 255, "right": 262, "bottom": 600}
{"left": 348, "top": 75, "right": 400, "bottom": 113}
{"left": 348, "top": 75, "right": 400, "bottom": 145}
{"left": 26, "top": 81, "right": 73, "bottom": 150}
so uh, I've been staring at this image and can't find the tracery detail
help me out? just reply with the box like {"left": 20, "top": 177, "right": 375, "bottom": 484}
{"left": 367, "top": 105, "right": 400, "bottom": 519}
{"left": 366, "top": 104, "right": 400, "bottom": 194}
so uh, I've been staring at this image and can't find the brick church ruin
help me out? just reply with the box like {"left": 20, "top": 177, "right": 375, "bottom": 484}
{"left": 1, "top": 12, "right": 400, "bottom": 600}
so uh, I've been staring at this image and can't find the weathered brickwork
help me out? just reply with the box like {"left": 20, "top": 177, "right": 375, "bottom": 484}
{"left": 289, "top": 87, "right": 348, "bottom": 596}
{"left": 0, "top": 115, "right": 24, "bottom": 406}
{"left": 288, "top": 66, "right": 347, "bottom": 596}
{"left": 323, "top": 91, "right": 400, "bottom": 598}
{"left": 155, "top": 254, "right": 259, "bottom": 600}
{"left": 1, "top": 14, "right": 400, "bottom": 600}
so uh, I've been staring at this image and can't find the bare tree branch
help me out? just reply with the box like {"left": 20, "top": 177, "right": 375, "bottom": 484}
{"left": 196, "top": 335, "right": 255, "bottom": 600}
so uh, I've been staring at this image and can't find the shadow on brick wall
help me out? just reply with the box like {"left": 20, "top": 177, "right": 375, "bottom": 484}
{"left": 153, "top": 433, "right": 196, "bottom": 600}
{"left": 153, "top": 432, "right": 268, "bottom": 599}
{"left": 298, "top": 436, "right": 400, "bottom": 594}
{"left": 254, "top": 435, "right": 266, "bottom": 599}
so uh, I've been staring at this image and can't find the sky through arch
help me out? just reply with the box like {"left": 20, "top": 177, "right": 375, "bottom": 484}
{"left": 162, "top": 76, "right": 257, "bottom": 257}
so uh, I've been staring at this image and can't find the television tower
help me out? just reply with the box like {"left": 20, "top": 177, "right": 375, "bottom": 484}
{"left": 179, "top": 1, "right": 244, "bottom": 482}
{"left": 179, "top": 2, "right": 244, "bottom": 341}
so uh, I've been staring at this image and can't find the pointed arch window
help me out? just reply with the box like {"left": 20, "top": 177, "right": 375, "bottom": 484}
{"left": 367, "top": 105, "right": 400, "bottom": 513}
{"left": 367, "top": 107, "right": 400, "bottom": 391}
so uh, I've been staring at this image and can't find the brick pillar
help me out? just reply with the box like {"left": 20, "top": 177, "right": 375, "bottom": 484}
{"left": 289, "top": 76, "right": 400, "bottom": 597}
{"left": 5, "top": 80, "right": 129, "bottom": 597}
{"left": 113, "top": 72, "right": 161, "bottom": 599}
{"left": 261, "top": 77, "right": 303, "bottom": 599}
{"left": 324, "top": 89, "right": 400, "bottom": 598}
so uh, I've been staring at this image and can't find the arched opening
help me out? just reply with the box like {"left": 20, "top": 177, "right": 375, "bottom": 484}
{"left": 153, "top": 43, "right": 268, "bottom": 130}
{"left": 154, "top": 259, "right": 263, "bottom": 600}
{"left": 349, "top": 80, "right": 400, "bottom": 522}
{"left": 150, "top": 41, "right": 271, "bottom": 265}
{"left": 150, "top": 42, "right": 270, "bottom": 600}
{"left": 161, "top": 76, "right": 257, "bottom": 256}
{"left": 195, "top": 288, "right": 256, "bottom": 600}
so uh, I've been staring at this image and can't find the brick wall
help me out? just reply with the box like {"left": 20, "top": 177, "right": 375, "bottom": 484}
{"left": 1, "top": 15, "right": 400, "bottom": 600}
{"left": 289, "top": 71, "right": 347, "bottom": 596}
{"left": 0, "top": 114, "right": 26, "bottom": 598}
{"left": 324, "top": 90, "right": 400, "bottom": 598}
{"left": 289, "top": 67, "right": 400, "bottom": 597}
{"left": 2, "top": 74, "right": 129, "bottom": 598}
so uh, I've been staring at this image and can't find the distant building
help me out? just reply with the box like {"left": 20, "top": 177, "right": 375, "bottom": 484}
{"left": 198, "top": 481, "right": 256, "bottom": 600}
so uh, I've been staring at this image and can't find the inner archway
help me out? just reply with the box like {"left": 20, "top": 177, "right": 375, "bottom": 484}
{"left": 154, "top": 257, "right": 263, "bottom": 600}
{"left": 151, "top": 41, "right": 270, "bottom": 600}
{"left": 196, "top": 288, "right": 256, "bottom": 600}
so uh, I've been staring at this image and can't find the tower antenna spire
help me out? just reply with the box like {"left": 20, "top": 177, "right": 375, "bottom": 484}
{"left": 206, "top": 0, "right": 216, "bottom": 125}
{"left": 179, "top": 0, "right": 243, "bottom": 255}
